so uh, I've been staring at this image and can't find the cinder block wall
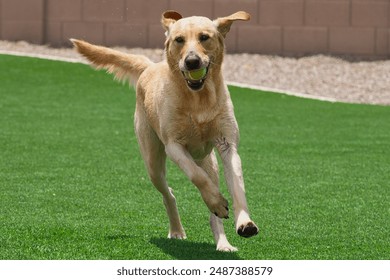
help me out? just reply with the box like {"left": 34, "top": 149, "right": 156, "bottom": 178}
{"left": 0, "top": 0, "right": 389, "bottom": 58}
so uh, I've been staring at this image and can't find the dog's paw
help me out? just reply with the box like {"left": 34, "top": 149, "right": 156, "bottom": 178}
{"left": 204, "top": 193, "right": 229, "bottom": 219}
{"left": 237, "top": 221, "right": 259, "bottom": 238}
{"left": 217, "top": 244, "right": 238, "bottom": 252}
{"left": 168, "top": 231, "right": 187, "bottom": 239}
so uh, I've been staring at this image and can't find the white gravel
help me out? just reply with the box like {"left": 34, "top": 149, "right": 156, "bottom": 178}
{"left": 1, "top": 40, "right": 389, "bottom": 106}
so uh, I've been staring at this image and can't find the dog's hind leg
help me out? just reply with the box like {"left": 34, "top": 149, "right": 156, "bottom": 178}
{"left": 135, "top": 110, "right": 186, "bottom": 239}
{"left": 198, "top": 151, "right": 237, "bottom": 252}
{"left": 210, "top": 215, "right": 237, "bottom": 252}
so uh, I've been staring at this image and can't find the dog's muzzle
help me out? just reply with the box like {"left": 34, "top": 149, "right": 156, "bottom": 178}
{"left": 182, "top": 67, "right": 209, "bottom": 91}
{"left": 181, "top": 54, "right": 209, "bottom": 91}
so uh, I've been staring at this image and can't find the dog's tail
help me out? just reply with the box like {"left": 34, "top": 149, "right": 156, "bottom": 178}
{"left": 71, "top": 39, "right": 153, "bottom": 85}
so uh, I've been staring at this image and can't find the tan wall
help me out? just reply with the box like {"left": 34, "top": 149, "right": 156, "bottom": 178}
{"left": 0, "top": 0, "right": 389, "bottom": 58}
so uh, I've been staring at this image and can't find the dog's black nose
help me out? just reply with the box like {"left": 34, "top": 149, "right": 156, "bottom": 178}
{"left": 185, "top": 54, "right": 201, "bottom": 70}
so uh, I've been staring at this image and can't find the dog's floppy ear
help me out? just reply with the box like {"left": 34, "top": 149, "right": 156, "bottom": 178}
{"left": 214, "top": 11, "right": 250, "bottom": 37}
{"left": 162, "top": 10, "right": 183, "bottom": 33}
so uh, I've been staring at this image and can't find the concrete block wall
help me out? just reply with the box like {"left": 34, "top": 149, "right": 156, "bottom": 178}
{"left": 0, "top": 0, "right": 389, "bottom": 58}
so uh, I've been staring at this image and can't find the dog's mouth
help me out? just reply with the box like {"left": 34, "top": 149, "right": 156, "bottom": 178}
{"left": 181, "top": 67, "right": 209, "bottom": 91}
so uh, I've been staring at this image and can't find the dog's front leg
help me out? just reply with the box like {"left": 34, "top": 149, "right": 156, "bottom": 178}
{"left": 165, "top": 142, "right": 229, "bottom": 219}
{"left": 215, "top": 137, "right": 259, "bottom": 238}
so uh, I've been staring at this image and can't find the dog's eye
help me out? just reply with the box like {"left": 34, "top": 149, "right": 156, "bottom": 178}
{"left": 199, "top": 34, "right": 210, "bottom": 42}
{"left": 175, "top": 36, "right": 185, "bottom": 44}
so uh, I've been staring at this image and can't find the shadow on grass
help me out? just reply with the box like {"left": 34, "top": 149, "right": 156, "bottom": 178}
{"left": 105, "top": 234, "right": 240, "bottom": 260}
{"left": 150, "top": 237, "right": 241, "bottom": 260}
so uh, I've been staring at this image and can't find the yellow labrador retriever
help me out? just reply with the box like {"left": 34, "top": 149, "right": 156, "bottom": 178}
{"left": 72, "top": 10, "right": 258, "bottom": 252}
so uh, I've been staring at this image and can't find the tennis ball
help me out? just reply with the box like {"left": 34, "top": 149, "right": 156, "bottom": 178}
{"left": 186, "top": 68, "right": 207, "bottom": 80}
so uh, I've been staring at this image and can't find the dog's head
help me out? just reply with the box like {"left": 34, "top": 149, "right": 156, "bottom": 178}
{"left": 162, "top": 11, "right": 250, "bottom": 91}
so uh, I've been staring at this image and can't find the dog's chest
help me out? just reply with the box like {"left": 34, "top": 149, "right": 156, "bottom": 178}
{"left": 179, "top": 112, "right": 219, "bottom": 159}
{"left": 191, "top": 109, "right": 216, "bottom": 126}
{"left": 188, "top": 108, "right": 219, "bottom": 136}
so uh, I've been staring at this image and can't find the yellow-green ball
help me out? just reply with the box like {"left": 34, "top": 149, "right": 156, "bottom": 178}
{"left": 187, "top": 68, "right": 207, "bottom": 80}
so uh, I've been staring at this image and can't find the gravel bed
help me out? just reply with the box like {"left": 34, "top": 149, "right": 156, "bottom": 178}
{"left": 1, "top": 40, "right": 389, "bottom": 106}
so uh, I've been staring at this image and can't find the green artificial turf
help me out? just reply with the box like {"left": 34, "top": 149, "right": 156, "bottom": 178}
{"left": 0, "top": 54, "right": 389, "bottom": 260}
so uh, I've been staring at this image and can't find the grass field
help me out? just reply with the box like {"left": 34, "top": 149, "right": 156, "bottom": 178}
{"left": 1, "top": 54, "right": 389, "bottom": 260}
